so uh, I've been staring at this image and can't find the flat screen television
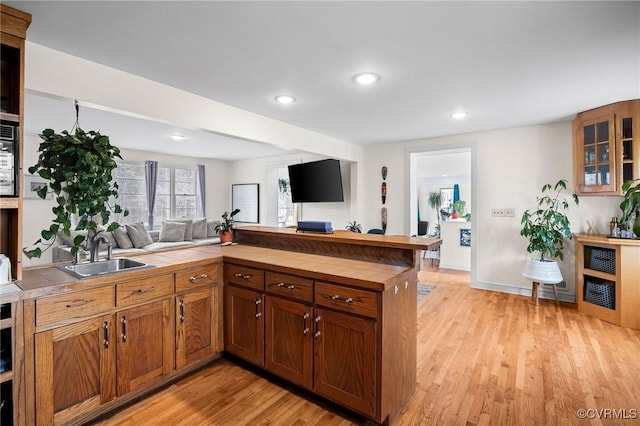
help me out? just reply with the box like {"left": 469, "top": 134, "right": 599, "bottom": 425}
{"left": 288, "top": 159, "right": 344, "bottom": 203}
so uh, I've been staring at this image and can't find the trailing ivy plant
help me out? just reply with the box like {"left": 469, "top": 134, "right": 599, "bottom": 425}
{"left": 23, "top": 126, "right": 128, "bottom": 258}
{"left": 520, "top": 179, "right": 579, "bottom": 261}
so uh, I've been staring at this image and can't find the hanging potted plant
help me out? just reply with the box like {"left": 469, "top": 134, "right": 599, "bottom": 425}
{"left": 23, "top": 103, "right": 128, "bottom": 259}
{"left": 214, "top": 209, "right": 240, "bottom": 243}
{"left": 520, "top": 179, "right": 579, "bottom": 294}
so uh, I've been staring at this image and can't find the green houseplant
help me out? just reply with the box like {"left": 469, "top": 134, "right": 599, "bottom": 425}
{"left": 23, "top": 126, "right": 128, "bottom": 258}
{"left": 345, "top": 220, "right": 362, "bottom": 233}
{"left": 214, "top": 209, "right": 240, "bottom": 243}
{"left": 451, "top": 200, "right": 466, "bottom": 219}
{"left": 619, "top": 179, "right": 640, "bottom": 238}
{"left": 520, "top": 179, "right": 579, "bottom": 261}
{"left": 427, "top": 190, "right": 442, "bottom": 234}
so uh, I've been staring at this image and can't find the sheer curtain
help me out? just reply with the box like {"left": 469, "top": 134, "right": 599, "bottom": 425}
{"left": 145, "top": 160, "right": 158, "bottom": 229}
{"left": 197, "top": 164, "right": 206, "bottom": 217}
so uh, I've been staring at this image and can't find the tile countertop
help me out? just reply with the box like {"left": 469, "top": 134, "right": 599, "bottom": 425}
{"left": 15, "top": 243, "right": 413, "bottom": 300}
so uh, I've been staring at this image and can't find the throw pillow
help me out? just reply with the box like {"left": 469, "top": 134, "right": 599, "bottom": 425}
{"left": 57, "top": 230, "right": 88, "bottom": 248}
{"left": 166, "top": 219, "right": 194, "bottom": 241}
{"left": 207, "top": 220, "right": 221, "bottom": 237}
{"left": 125, "top": 222, "right": 153, "bottom": 248}
{"left": 97, "top": 225, "right": 119, "bottom": 248}
{"left": 159, "top": 221, "right": 188, "bottom": 242}
{"left": 192, "top": 218, "right": 207, "bottom": 239}
{"left": 113, "top": 227, "right": 134, "bottom": 249}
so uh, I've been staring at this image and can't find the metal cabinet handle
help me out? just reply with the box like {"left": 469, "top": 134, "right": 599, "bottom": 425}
{"left": 277, "top": 282, "right": 296, "bottom": 290}
{"left": 234, "top": 273, "right": 251, "bottom": 280}
{"left": 179, "top": 299, "right": 185, "bottom": 323}
{"left": 255, "top": 298, "right": 262, "bottom": 318}
{"left": 121, "top": 316, "right": 127, "bottom": 342}
{"left": 133, "top": 286, "right": 155, "bottom": 295}
{"left": 103, "top": 321, "right": 109, "bottom": 348}
{"left": 314, "top": 315, "right": 321, "bottom": 339}
{"left": 65, "top": 299, "right": 90, "bottom": 308}
{"left": 189, "top": 273, "right": 209, "bottom": 283}
{"left": 303, "top": 312, "right": 309, "bottom": 336}
{"left": 331, "top": 295, "right": 353, "bottom": 304}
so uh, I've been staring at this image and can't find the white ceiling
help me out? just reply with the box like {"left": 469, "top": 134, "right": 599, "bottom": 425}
{"left": 6, "top": 1, "right": 640, "bottom": 160}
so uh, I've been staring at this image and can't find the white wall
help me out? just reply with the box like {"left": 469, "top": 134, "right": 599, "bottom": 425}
{"left": 22, "top": 137, "right": 230, "bottom": 267}
{"left": 228, "top": 154, "right": 355, "bottom": 230}
{"left": 364, "top": 121, "right": 622, "bottom": 302}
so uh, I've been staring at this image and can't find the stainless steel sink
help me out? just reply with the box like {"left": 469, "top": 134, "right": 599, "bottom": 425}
{"left": 59, "top": 258, "right": 152, "bottom": 279}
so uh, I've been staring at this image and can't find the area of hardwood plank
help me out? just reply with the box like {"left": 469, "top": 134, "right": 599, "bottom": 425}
{"left": 94, "top": 264, "right": 640, "bottom": 425}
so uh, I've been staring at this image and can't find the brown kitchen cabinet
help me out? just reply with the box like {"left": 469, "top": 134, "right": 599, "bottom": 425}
{"left": 175, "top": 263, "right": 223, "bottom": 369}
{"left": 34, "top": 313, "right": 116, "bottom": 426}
{"left": 224, "top": 284, "right": 265, "bottom": 367}
{"left": 264, "top": 295, "right": 313, "bottom": 390}
{"left": 573, "top": 99, "right": 640, "bottom": 195}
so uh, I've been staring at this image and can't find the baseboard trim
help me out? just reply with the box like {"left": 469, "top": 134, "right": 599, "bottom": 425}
{"left": 471, "top": 280, "right": 577, "bottom": 304}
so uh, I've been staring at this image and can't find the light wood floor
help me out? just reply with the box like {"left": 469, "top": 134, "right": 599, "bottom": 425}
{"left": 95, "top": 264, "right": 640, "bottom": 425}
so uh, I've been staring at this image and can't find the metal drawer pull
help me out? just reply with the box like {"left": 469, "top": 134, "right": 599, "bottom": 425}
{"left": 134, "top": 286, "right": 155, "bottom": 295}
{"left": 331, "top": 295, "right": 353, "bottom": 304}
{"left": 189, "top": 273, "right": 209, "bottom": 283}
{"left": 65, "top": 299, "right": 91, "bottom": 308}
{"left": 179, "top": 300, "right": 185, "bottom": 323}
{"left": 121, "top": 316, "right": 127, "bottom": 342}
{"left": 276, "top": 282, "right": 296, "bottom": 290}
{"left": 255, "top": 298, "right": 262, "bottom": 318}
{"left": 103, "top": 321, "right": 109, "bottom": 348}
{"left": 303, "top": 312, "right": 309, "bottom": 336}
{"left": 234, "top": 273, "right": 251, "bottom": 280}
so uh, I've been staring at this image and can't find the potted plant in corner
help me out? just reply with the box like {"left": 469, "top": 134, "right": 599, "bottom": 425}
{"left": 345, "top": 220, "right": 362, "bottom": 233}
{"left": 520, "top": 179, "right": 579, "bottom": 304}
{"left": 214, "top": 209, "right": 240, "bottom": 243}
{"left": 23, "top": 122, "right": 129, "bottom": 259}
{"left": 427, "top": 190, "right": 442, "bottom": 235}
{"left": 619, "top": 179, "right": 640, "bottom": 238}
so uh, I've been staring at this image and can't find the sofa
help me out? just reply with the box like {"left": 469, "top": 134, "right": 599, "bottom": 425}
{"left": 52, "top": 219, "right": 221, "bottom": 263}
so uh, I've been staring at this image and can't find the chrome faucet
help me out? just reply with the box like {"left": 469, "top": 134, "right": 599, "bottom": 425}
{"left": 89, "top": 234, "right": 112, "bottom": 263}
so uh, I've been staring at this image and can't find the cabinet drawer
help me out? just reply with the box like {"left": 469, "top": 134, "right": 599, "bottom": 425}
{"left": 225, "top": 264, "right": 265, "bottom": 291}
{"left": 315, "top": 282, "right": 378, "bottom": 319}
{"left": 265, "top": 272, "right": 313, "bottom": 303}
{"left": 36, "top": 286, "right": 114, "bottom": 327}
{"left": 116, "top": 274, "right": 174, "bottom": 307}
{"left": 176, "top": 264, "right": 220, "bottom": 292}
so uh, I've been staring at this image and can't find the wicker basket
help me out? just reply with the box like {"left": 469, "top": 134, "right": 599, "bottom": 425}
{"left": 589, "top": 248, "right": 615, "bottom": 274}
{"left": 584, "top": 280, "right": 615, "bottom": 310}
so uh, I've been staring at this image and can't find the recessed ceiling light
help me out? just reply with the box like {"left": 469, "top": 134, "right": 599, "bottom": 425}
{"left": 275, "top": 95, "right": 296, "bottom": 104}
{"left": 451, "top": 111, "right": 468, "bottom": 120}
{"left": 171, "top": 134, "right": 185, "bottom": 141}
{"left": 353, "top": 72, "right": 380, "bottom": 85}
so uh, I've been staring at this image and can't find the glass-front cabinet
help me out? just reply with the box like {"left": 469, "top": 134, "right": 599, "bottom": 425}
{"left": 573, "top": 99, "right": 639, "bottom": 196}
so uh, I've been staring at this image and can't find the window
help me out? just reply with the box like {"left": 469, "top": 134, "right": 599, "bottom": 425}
{"left": 113, "top": 162, "right": 199, "bottom": 228}
{"left": 277, "top": 166, "right": 296, "bottom": 227}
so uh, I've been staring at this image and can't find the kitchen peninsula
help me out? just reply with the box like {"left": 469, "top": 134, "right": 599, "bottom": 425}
{"left": 13, "top": 227, "right": 440, "bottom": 425}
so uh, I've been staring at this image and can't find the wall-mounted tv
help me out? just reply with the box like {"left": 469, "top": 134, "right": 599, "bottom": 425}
{"left": 288, "top": 159, "right": 344, "bottom": 203}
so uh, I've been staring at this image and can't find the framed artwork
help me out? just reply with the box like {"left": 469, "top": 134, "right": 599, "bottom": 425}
{"left": 232, "top": 183, "right": 259, "bottom": 223}
{"left": 460, "top": 229, "right": 471, "bottom": 246}
{"left": 24, "top": 175, "right": 53, "bottom": 200}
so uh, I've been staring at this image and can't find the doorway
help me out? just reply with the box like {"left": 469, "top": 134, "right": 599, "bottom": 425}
{"left": 408, "top": 146, "right": 474, "bottom": 278}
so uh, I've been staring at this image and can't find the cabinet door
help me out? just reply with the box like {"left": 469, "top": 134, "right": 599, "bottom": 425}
{"left": 176, "top": 286, "right": 221, "bottom": 369}
{"left": 265, "top": 296, "right": 313, "bottom": 389}
{"left": 225, "top": 285, "right": 264, "bottom": 366}
{"left": 314, "top": 308, "right": 376, "bottom": 418}
{"left": 575, "top": 113, "right": 618, "bottom": 194}
{"left": 116, "top": 299, "right": 174, "bottom": 396}
{"left": 35, "top": 314, "right": 116, "bottom": 426}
